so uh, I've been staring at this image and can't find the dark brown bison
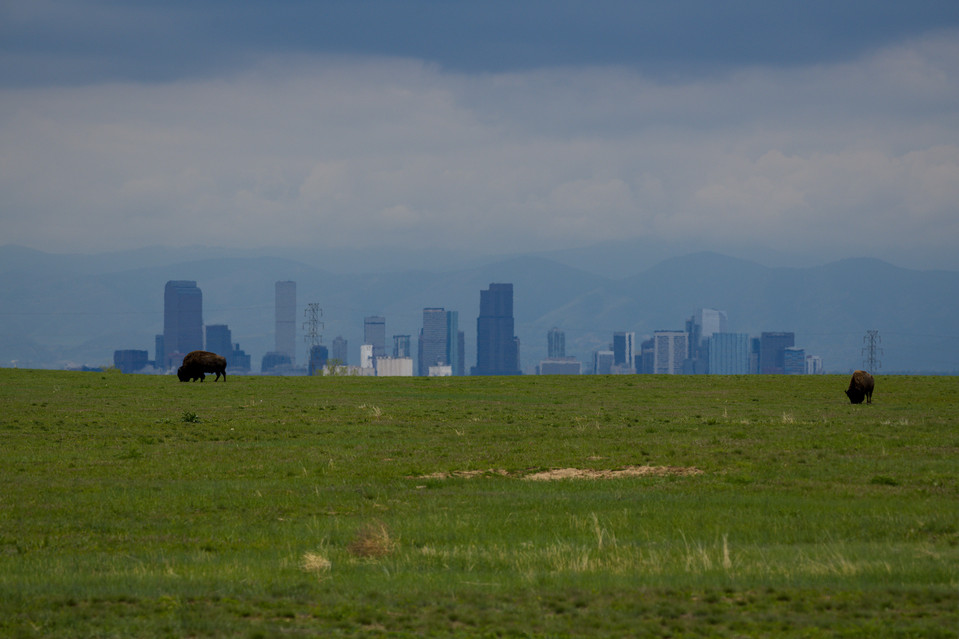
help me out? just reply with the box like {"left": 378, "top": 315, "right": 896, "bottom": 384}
{"left": 178, "top": 350, "right": 227, "bottom": 382}
{"left": 845, "top": 370, "right": 874, "bottom": 404}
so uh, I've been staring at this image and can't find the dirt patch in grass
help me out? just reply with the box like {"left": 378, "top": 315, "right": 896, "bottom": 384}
{"left": 524, "top": 465, "right": 703, "bottom": 480}
{"left": 415, "top": 465, "right": 702, "bottom": 481}
{"left": 416, "top": 469, "right": 511, "bottom": 480}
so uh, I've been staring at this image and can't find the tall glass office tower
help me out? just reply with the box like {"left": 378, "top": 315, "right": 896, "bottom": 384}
{"left": 364, "top": 316, "right": 387, "bottom": 361}
{"left": 418, "top": 308, "right": 449, "bottom": 376}
{"left": 163, "top": 280, "right": 203, "bottom": 369}
{"left": 547, "top": 327, "right": 566, "bottom": 359}
{"left": 473, "top": 283, "right": 520, "bottom": 376}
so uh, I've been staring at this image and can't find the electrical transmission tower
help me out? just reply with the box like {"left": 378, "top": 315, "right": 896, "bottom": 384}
{"left": 303, "top": 303, "right": 323, "bottom": 349}
{"left": 862, "top": 329, "right": 882, "bottom": 371}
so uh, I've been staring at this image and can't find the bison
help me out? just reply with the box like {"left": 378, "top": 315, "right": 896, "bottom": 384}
{"left": 177, "top": 350, "right": 227, "bottom": 382}
{"left": 845, "top": 370, "right": 874, "bottom": 404}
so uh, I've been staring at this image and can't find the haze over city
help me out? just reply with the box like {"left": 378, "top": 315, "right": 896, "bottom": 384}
{"left": 2, "top": 2, "right": 959, "bottom": 375}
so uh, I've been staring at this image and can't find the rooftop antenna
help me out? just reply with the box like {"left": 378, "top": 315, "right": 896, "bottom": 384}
{"left": 303, "top": 303, "right": 323, "bottom": 349}
{"left": 862, "top": 329, "right": 882, "bottom": 371}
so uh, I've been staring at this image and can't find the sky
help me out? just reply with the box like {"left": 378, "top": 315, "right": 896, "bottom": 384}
{"left": 2, "top": 0, "right": 959, "bottom": 269}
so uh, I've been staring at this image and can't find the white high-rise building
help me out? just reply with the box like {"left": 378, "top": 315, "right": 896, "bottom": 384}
{"left": 360, "top": 344, "right": 375, "bottom": 370}
{"left": 696, "top": 308, "right": 728, "bottom": 341}
{"left": 613, "top": 331, "right": 635, "bottom": 369}
{"left": 275, "top": 281, "right": 296, "bottom": 365}
{"left": 654, "top": 331, "right": 688, "bottom": 375}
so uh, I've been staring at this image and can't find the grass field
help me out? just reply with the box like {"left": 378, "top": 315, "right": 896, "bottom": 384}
{"left": 1, "top": 369, "right": 956, "bottom": 637}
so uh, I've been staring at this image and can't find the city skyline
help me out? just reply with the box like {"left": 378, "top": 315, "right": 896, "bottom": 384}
{"left": 58, "top": 266, "right": 947, "bottom": 376}
{"left": 3, "top": 246, "right": 955, "bottom": 374}
{"left": 151, "top": 279, "right": 820, "bottom": 377}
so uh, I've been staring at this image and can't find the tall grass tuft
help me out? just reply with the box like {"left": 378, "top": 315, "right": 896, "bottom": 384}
{"left": 300, "top": 552, "right": 332, "bottom": 577}
{"left": 348, "top": 520, "right": 395, "bottom": 558}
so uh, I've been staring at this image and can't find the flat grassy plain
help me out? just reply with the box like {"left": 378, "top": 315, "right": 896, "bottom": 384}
{"left": 0, "top": 369, "right": 956, "bottom": 637}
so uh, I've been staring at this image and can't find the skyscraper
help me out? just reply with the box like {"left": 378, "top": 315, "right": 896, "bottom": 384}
{"left": 594, "top": 350, "right": 614, "bottom": 375}
{"left": 695, "top": 308, "right": 728, "bottom": 340}
{"left": 331, "top": 336, "right": 348, "bottom": 366}
{"left": 414, "top": 310, "right": 463, "bottom": 376}
{"left": 455, "top": 329, "right": 466, "bottom": 377}
{"left": 805, "top": 355, "right": 823, "bottom": 375}
{"left": 163, "top": 280, "right": 203, "bottom": 369}
{"left": 687, "top": 308, "right": 728, "bottom": 371}
{"left": 446, "top": 311, "right": 460, "bottom": 376}
{"left": 418, "top": 308, "right": 449, "bottom": 376}
{"left": 205, "top": 324, "right": 232, "bottom": 360}
{"left": 547, "top": 327, "right": 566, "bottom": 359}
{"left": 653, "top": 330, "right": 688, "bottom": 375}
{"left": 393, "top": 334, "right": 411, "bottom": 358}
{"left": 540, "top": 327, "right": 579, "bottom": 374}
{"left": 639, "top": 338, "right": 655, "bottom": 374}
{"left": 275, "top": 281, "right": 296, "bottom": 365}
{"left": 784, "top": 347, "right": 806, "bottom": 374}
{"left": 472, "top": 283, "right": 520, "bottom": 376}
{"left": 613, "top": 332, "right": 635, "bottom": 368}
{"left": 155, "top": 334, "right": 164, "bottom": 368}
{"left": 709, "top": 333, "right": 750, "bottom": 375}
{"left": 760, "top": 332, "right": 795, "bottom": 374}
{"left": 364, "top": 316, "right": 387, "bottom": 361}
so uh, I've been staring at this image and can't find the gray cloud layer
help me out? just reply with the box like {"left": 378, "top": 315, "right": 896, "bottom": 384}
{"left": 1, "top": 3, "right": 958, "bottom": 267}
{"left": 5, "top": 1, "right": 959, "bottom": 84}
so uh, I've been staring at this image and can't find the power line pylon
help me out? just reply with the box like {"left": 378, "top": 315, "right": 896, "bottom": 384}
{"left": 862, "top": 329, "right": 882, "bottom": 371}
{"left": 303, "top": 303, "right": 323, "bottom": 349}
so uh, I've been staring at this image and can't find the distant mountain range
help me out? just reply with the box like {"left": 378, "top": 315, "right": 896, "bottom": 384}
{"left": 1, "top": 244, "right": 957, "bottom": 373}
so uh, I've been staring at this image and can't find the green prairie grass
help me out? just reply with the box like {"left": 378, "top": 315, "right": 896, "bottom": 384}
{"left": 0, "top": 369, "right": 956, "bottom": 637}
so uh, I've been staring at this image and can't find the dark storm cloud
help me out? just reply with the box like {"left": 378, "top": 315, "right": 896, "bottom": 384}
{"left": 4, "top": 0, "right": 959, "bottom": 86}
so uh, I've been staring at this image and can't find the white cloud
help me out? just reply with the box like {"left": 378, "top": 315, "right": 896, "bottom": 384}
{"left": 1, "top": 34, "right": 958, "bottom": 265}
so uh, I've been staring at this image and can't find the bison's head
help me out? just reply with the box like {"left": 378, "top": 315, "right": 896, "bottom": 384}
{"left": 845, "top": 388, "right": 865, "bottom": 404}
{"left": 177, "top": 366, "right": 189, "bottom": 382}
